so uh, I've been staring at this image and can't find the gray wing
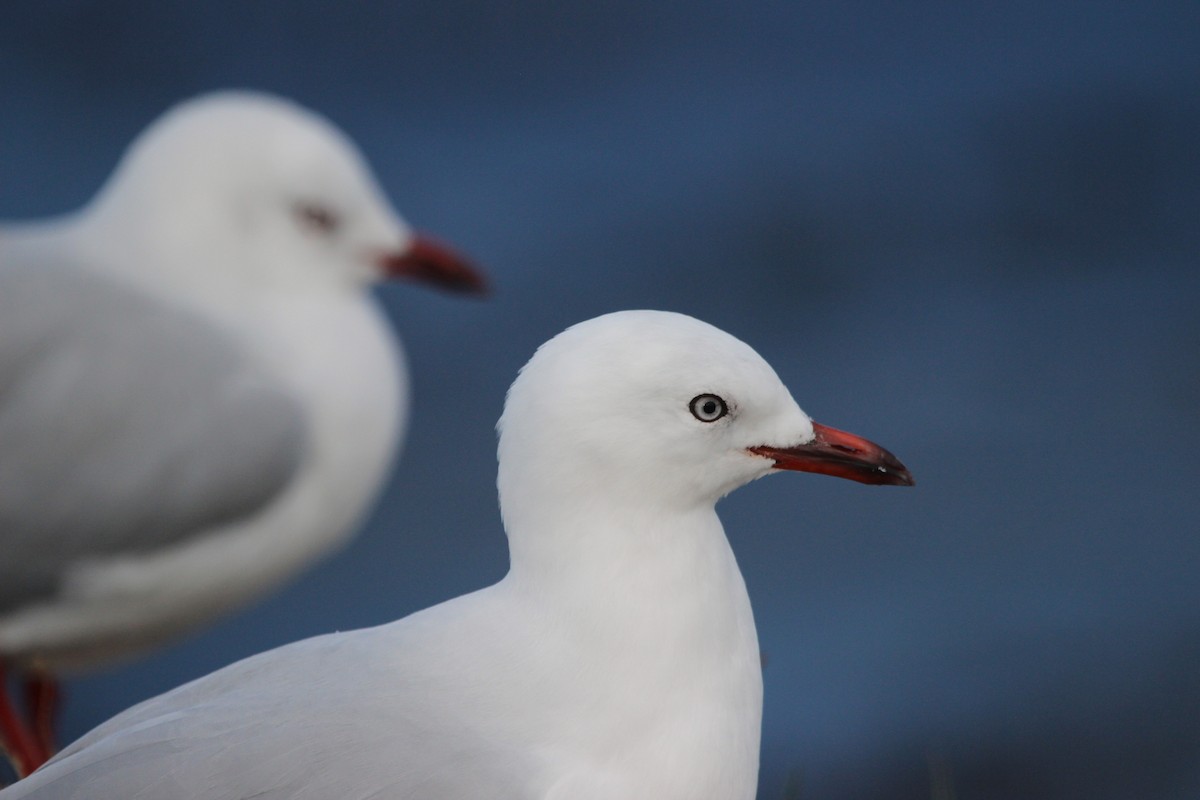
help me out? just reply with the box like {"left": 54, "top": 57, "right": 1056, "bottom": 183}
{"left": 2, "top": 623, "right": 540, "bottom": 800}
{"left": 0, "top": 258, "right": 306, "bottom": 613}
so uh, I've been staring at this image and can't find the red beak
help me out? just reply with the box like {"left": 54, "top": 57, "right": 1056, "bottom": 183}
{"left": 747, "top": 421, "right": 914, "bottom": 487}
{"left": 376, "top": 232, "right": 488, "bottom": 295}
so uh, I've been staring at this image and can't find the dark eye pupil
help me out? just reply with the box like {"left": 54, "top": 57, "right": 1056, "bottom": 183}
{"left": 690, "top": 394, "right": 727, "bottom": 422}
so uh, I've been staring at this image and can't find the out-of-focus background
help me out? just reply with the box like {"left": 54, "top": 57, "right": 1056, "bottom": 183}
{"left": 2, "top": 2, "right": 1198, "bottom": 797}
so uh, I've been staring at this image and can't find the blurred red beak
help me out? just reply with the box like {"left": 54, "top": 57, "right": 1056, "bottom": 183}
{"left": 376, "top": 232, "right": 488, "bottom": 295}
{"left": 748, "top": 421, "right": 914, "bottom": 487}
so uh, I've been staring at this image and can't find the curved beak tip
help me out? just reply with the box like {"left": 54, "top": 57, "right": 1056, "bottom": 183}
{"left": 749, "top": 421, "right": 914, "bottom": 488}
{"left": 886, "top": 464, "right": 916, "bottom": 487}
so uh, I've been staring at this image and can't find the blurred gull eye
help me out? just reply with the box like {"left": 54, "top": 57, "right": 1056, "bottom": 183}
{"left": 689, "top": 394, "right": 728, "bottom": 423}
{"left": 293, "top": 202, "right": 341, "bottom": 235}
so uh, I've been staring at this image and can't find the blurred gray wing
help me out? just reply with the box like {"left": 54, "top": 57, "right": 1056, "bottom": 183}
{"left": 0, "top": 259, "right": 306, "bottom": 613}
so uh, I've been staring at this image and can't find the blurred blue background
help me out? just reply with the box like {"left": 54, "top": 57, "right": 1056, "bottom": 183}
{"left": 2, "top": 2, "right": 1198, "bottom": 797}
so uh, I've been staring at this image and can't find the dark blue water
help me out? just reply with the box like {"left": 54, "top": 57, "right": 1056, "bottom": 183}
{"left": 2, "top": 2, "right": 1198, "bottom": 797}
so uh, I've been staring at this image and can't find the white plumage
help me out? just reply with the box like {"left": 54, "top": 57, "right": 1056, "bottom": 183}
{"left": 0, "top": 91, "right": 484, "bottom": 774}
{"left": 2, "top": 310, "right": 910, "bottom": 798}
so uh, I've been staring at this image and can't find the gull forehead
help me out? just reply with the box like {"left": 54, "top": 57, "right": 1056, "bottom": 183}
{"left": 146, "top": 94, "right": 372, "bottom": 185}
{"left": 517, "top": 310, "right": 789, "bottom": 398}
{"left": 146, "top": 91, "right": 354, "bottom": 153}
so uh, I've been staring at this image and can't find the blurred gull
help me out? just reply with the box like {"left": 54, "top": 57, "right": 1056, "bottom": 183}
{"left": 1, "top": 310, "right": 911, "bottom": 799}
{"left": 0, "top": 91, "right": 486, "bottom": 775}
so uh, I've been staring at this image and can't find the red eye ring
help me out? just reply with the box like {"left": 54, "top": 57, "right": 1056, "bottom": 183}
{"left": 294, "top": 202, "right": 340, "bottom": 234}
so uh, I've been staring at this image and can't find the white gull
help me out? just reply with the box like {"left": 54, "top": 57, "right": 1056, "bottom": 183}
{"left": 0, "top": 90, "right": 486, "bottom": 775}
{"left": 1, "top": 310, "right": 911, "bottom": 799}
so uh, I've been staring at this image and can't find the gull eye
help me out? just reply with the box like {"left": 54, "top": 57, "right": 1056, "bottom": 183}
{"left": 689, "top": 394, "right": 728, "bottom": 423}
{"left": 293, "top": 202, "right": 341, "bottom": 235}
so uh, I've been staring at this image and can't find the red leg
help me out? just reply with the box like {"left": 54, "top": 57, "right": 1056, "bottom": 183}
{"left": 23, "top": 669, "right": 59, "bottom": 764}
{"left": 0, "top": 660, "right": 43, "bottom": 779}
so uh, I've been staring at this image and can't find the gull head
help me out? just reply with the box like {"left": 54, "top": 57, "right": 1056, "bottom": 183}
{"left": 497, "top": 311, "right": 912, "bottom": 530}
{"left": 87, "top": 90, "right": 484, "bottom": 294}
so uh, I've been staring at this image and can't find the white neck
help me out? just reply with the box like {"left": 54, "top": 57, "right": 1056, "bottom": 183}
{"left": 497, "top": 504, "right": 763, "bottom": 800}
